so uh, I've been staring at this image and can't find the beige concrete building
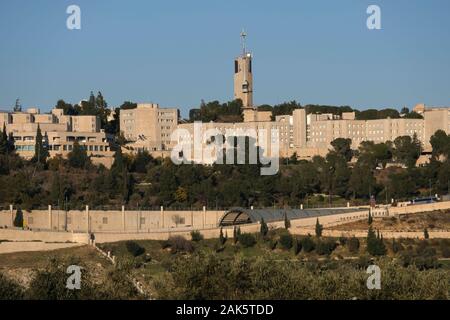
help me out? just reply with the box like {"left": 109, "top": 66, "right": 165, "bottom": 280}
{"left": 1, "top": 107, "right": 114, "bottom": 167}
{"left": 120, "top": 103, "right": 179, "bottom": 153}
{"left": 117, "top": 33, "right": 450, "bottom": 162}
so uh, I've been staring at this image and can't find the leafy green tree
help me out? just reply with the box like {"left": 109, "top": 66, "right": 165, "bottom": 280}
{"left": 331, "top": 138, "right": 353, "bottom": 162}
{"left": 55, "top": 99, "right": 78, "bottom": 115}
{"left": 430, "top": 130, "right": 450, "bottom": 158}
{"left": 131, "top": 150, "right": 153, "bottom": 173}
{"left": 349, "top": 163, "right": 378, "bottom": 199}
{"left": 368, "top": 211, "right": 373, "bottom": 225}
{"left": 393, "top": 134, "right": 422, "bottom": 168}
{"left": 68, "top": 141, "right": 90, "bottom": 169}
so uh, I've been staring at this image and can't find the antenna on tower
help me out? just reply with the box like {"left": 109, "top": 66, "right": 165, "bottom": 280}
{"left": 240, "top": 29, "right": 247, "bottom": 56}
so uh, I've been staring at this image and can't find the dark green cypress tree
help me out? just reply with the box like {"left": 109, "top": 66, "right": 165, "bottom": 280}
{"left": 219, "top": 227, "right": 226, "bottom": 245}
{"left": 424, "top": 228, "right": 430, "bottom": 239}
{"left": 260, "top": 218, "right": 268, "bottom": 237}
{"left": 13, "top": 208, "right": 24, "bottom": 228}
{"left": 315, "top": 218, "right": 323, "bottom": 237}
{"left": 32, "top": 125, "right": 49, "bottom": 164}
{"left": 0, "top": 124, "right": 8, "bottom": 154}
{"left": 284, "top": 212, "right": 291, "bottom": 229}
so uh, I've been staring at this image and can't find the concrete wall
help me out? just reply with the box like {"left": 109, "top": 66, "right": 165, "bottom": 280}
{"left": 1, "top": 201, "right": 449, "bottom": 244}
{"left": 0, "top": 206, "right": 224, "bottom": 233}
{"left": 0, "top": 229, "right": 89, "bottom": 244}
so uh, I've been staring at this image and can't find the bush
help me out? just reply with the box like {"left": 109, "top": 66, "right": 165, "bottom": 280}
{"left": 279, "top": 232, "right": 293, "bottom": 250}
{"left": 347, "top": 237, "right": 360, "bottom": 254}
{"left": 266, "top": 239, "right": 278, "bottom": 250}
{"left": 440, "top": 240, "right": 450, "bottom": 258}
{"left": 316, "top": 239, "right": 337, "bottom": 256}
{"left": 0, "top": 273, "right": 24, "bottom": 300}
{"left": 339, "top": 236, "right": 347, "bottom": 246}
{"left": 391, "top": 238, "right": 402, "bottom": 254}
{"left": 400, "top": 247, "right": 440, "bottom": 270}
{"left": 293, "top": 238, "right": 302, "bottom": 255}
{"left": 238, "top": 233, "right": 256, "bottom": 248}
{"left": 125, "top": 241, "right": 145, "bottom": 257}
{"left": 190, "top": 230, "right": 204, "bottom": 242}
{"left": 301, "top": 236, "right": 316, "bottom": 253}
{"left": 168, "top": 236, "right": 194, "bottom": 253}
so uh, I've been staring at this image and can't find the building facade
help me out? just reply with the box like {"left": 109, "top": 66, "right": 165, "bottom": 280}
{"left": 120, "top": 103, "right": 178, "bottom": 153}
{"left": 0, "top": 107, "right": 114, "bottom": 167}
{"left": 118, "top": 33, "right": 450, "bottom": 163}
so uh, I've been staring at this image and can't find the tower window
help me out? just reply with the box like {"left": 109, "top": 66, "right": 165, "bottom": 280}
{"left": 235, "top": 60, "right": 238, "bottom": 73}
{"left": 249, "top": 60, "right": 252, "bottom": 73}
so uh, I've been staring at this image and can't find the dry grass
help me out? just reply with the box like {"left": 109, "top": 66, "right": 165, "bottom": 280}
{"left": 333, "top": 210, "right": 450, "bottom": 232}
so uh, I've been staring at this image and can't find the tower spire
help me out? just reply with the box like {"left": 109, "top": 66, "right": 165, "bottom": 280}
{"left": 240, "top": 29, "right": 247, "bottom": 56}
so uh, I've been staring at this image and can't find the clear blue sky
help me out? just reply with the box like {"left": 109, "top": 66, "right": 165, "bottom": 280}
{"left": 1, "top": 0, "right": 449, "bottom": 118}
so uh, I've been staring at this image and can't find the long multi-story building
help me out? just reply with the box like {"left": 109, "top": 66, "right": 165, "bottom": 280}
{"left": 119, "top": 34, "right": 449, "bottom": 164}
{"left": 0, "top": 107, "right": 115, "bottom": 167}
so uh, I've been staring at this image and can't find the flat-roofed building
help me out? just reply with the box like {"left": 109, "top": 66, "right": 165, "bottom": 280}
{"left": 2, "top": 107, "right": 114, "bottom": 168}
{"left": 120, "top": 103, "right": 178, "bottom": 153}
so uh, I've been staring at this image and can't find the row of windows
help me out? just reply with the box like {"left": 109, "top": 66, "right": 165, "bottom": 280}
{"left": 46, "top": 144, "right": 106, "bottom": 152}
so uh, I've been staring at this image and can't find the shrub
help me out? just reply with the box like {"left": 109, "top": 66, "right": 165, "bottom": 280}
{"left": 316, "top": 239, "right": 337, "bottom": 256}
{"left": 190, "top": 230, "right": 204, "bottom": 242}
{"left": 260, "top": 218, "right": 268, "bottom": 237}
{"left": 440, "top": 240, "right": 450, "bottom": 258}
{"left": 168, "top": 236, "right": 194, "bottom": 253}
{"left": 366, "top": 227, "right": 386, "bottom": 256}
{"left": 293, "top": 238, "right": 302, "bottom": 255}
{"left": 266, "top": 239, "right": 278, "bottom": 250}
{"left": 279, "top": 232, "right": 293, "bottom": 250}
{"left": 301, "top": 236, "right": 316, "bottom": 253}
{"left": 284, "top": 213, "right": 291, "bottom": 229}
{"left": 347, "top": 237, "right": 360, "bottom": 254}
{"left": 219, "top": 228, "right": 227, "bottom": 245}
{"left": 339, "top": 236, "right": 347, "bottom": 246}
{"left": 400, "top": 247, "right": 440, "bottom": 270}
{"left": 0, "top": 273, "right": 24, "bottom": 300}
{"left": 238, "top": 233, "right": 256, "bottom": 248}
{"left": 391, "top": 238, "right": 402, "bottom": 254}
{"left": 125, "top": 241, "right": 145, "bottom": 257}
